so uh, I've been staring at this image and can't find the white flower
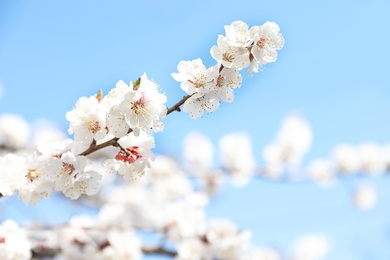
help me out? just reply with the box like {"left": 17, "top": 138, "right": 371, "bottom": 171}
{"left": 105, "top": 108, "right": 129, "bottom": 138}
{"left": 0, "top": 154, "right": 25, "bottom": 196}
{"left": 149, "top": 156, "right": 185, "bottom": 179}
{"left": 101, "top": 80, "right": 131, "bottom": 110}
{"left": 262, "top": 163, "right": 284, "bottom": 179}
{"left": 357, "top": 142, "right": 386, "bottom": 175}
{"left": 0, "top": 152, "right": 62, "bottom": 205}
{"left": 64, "top": 168, "right": 101, "bottom": 199}
{"left": 0, "top": 114, "right": 30, "bottom": 149}
{"left": 66, "top": 95, "right": 108, "bottom": 145}
{"left": 263, "top": 115, "right": 312, "bottom": 165}
{"left": 0, "top": 220, "right": 32, "bottom": 260}
{"left": 182, "top": 131, "right": 214, "bottom": 169}
{"left": 104, "top": 131, "right": 155, "bottom": 181}
{"left": 183, "top": 92, "right": 220, "bottom": 119}
{"left": 98, "top": 203, "right": 131, "bottom": 229}
{"left": 219, "top": 133, "right": 256, "bottom": 185}
{"left": 176, "top": 238, "right": 211, "bottom": 260}
{"left": 331, "top": 144, "right": 360, "bottom": 173}
{"left": 69, "top": 215, "right": 97, "bottom": 229}
{"left": 206, "top": 219, "right": 251, "bottom": 260}
{"left": 172, "top": 58, "right": 217, "bottom": 95}
{"left": 207, "top": 65, "right": 242, "bottom": 103}
{"left": 277, "top": 115, "right": 312, "bottom": 161}
{"left": 291, "top": 235, "right": 329, "bottom": 260}
{"left": 148, "top": 156, "right": 193, "bottom": 201}
{"left": 250, "top": 21, "right": 284, "bottom": 65}
{"left": 164, "top": 193, "right": 208, "bottom": 241}
{"left": 353, "top": 184, "right": 377, "bottom": 210}
{"left": 18, "top": 153, "right": 62, "bottom": 205}
{"left": 37, "top": 138, "right": 73, "bottom": 158}
{"left": 57, "top": 226, "right": 100, "bottom": 260}
{"left": 32, "top": 123, "right": 68, "bottom": 149}
{"left": 56, "top": 152, "right": 102, "bottom": 199}
{"left": 107, "top": 74, "right": 167, "bottom": 137}
{"left": 101, "top": 230, "right": 142, "bottom": 260}
{"left": 211, "top": 35, "right": 250, "bottom": 69}
{"left": 307, "top": 159, "right": 335, "bottom": 187}
{"left": 224, "top": 20, "right": 254, "bottom": 48}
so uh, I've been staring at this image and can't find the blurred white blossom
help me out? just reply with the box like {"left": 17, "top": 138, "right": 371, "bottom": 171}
{"left": 263, "top": 114, "right": 312, "bottom": 166}
{"left": 357, "top": 143, "right": 386, "bottom": 175}
{"left": 332, "top": 144, "right": 360, "bottom": 174}
{"left": 0, "top": 114, "right": 30, "bottom": 149}
{"left": 219, "top": 132, "right": 256, "bottom": 185}
{"left": 291, "top": 234, "right": 329, "bottom": 260}
{"left": 307, "top": 159, "right": 336, "bottom": 187}
{"left": 0, "top": 220, "right": 32, "bottom": 260}
{"left": 183, "top": 131, "right": 214, "bottom": 169}
{"left": 353, "top": 184, "right": 377, "bottom": 210}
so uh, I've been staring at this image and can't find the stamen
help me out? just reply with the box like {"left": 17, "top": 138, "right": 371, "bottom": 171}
{"left": 61, "top": 163, "right": 75, "bottom": 175}
{"left": 88, "top": 120, "right": 101, "bottom": 134}
{"left": 27, "top": 169, "right": 39, "bottom": 181}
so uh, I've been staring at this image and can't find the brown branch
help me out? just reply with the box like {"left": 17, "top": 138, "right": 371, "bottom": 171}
{"left": 166, "top": 94, "right": 193, "bottom": 115}
{"left": 31, "top": 245, "right": 176, "bottom": 258}
{"left": 32, "top": 248, "right": 61, "bottom": 258}
{"left": 78, "top": 137, "right": 119, "bottom": 157}
{"left": 78, "top": 127, "right": 136, "bottom": 157}
{"left": 142, "top": 246, "right": 177, "bottom": 257}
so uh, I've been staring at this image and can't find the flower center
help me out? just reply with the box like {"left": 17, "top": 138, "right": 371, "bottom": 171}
{"left": 188, "top": 73, "right": 207, "bottom": 88}
{"left": 87, "top": 120, "right": 101, "bottom": 134}
{"left": 131, "top": 96, "right": 147, "bottom": 115}
{"left": 222, "top": 53, "right": 234, "bottom": 62}
{"left": 27, "top": 169, "right": 40, "bottom": 181}
{"left": 61, "top": 163, "right": 75, "bottom": 175}
{"left": 256, "top": 37, "right": 266, "bottom": 48}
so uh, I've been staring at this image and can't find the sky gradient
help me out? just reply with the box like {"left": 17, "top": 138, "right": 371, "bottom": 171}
{"left": 1, "top": 1, "right": 390, "bottom": 259}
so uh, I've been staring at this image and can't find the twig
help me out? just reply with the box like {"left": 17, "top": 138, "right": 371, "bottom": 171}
{"left": 142, "top": 246, "right": 177, "bottom": 257}
{"left": 31, "top": 245, "right": 176, "bottom": 258}
{"left": 79, "top": 137, "right": 119, "bottom": 157}
{"left": 166, "top": 94, "right": 193, "bottom": 115}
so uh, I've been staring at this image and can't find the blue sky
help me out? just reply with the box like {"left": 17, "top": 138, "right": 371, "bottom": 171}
{"left": 1, "top": 0, "right": 390, "bottom": 259}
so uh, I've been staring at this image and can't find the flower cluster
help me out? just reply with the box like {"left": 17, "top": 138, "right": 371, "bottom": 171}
{"left": 262, "top": 114, "right": 312, "bottom": 178}
{"left": 0, "top": 154, "right": 331, "bottom": 259}
{"left": 172, "top": 20, "right": 284, "bottom": 118}
{"left": 0, "top": 74, "right": 165, "bottom": 204}
{"left": 105, "top": 74, "right": 167, "bottom": 137}
{"left": 0, "top": 21, "right": 283, "bottom": 207}
{"left": 211, "top": 20, "right": 284, "bottom": 74}
{"left": 67, "top": 73, "right": 167, "bottom": 142}
{"left": 0, "top": 148, "right": 101, "bottom": 205}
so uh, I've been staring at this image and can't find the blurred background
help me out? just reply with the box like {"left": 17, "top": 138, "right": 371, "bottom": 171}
{"left": 1, "top": 0, "right": 390, "bottom": 259}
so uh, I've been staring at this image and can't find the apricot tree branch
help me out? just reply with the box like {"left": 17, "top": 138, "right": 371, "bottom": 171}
{"left": 166, "top": 94, "right": 193, "bottom": 115}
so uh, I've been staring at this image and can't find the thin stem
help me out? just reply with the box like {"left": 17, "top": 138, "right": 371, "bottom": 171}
{"left": 79, "top": 137, "right": 119, "bottom": 157}
{"left": 142, "top": 246, "right": 177, "bottom": 257}
{"left": 31, "top": 246, "right": 176, "bottom": 258}
{"left": 166, "top": 94, "right": 193, "bottom": 115}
